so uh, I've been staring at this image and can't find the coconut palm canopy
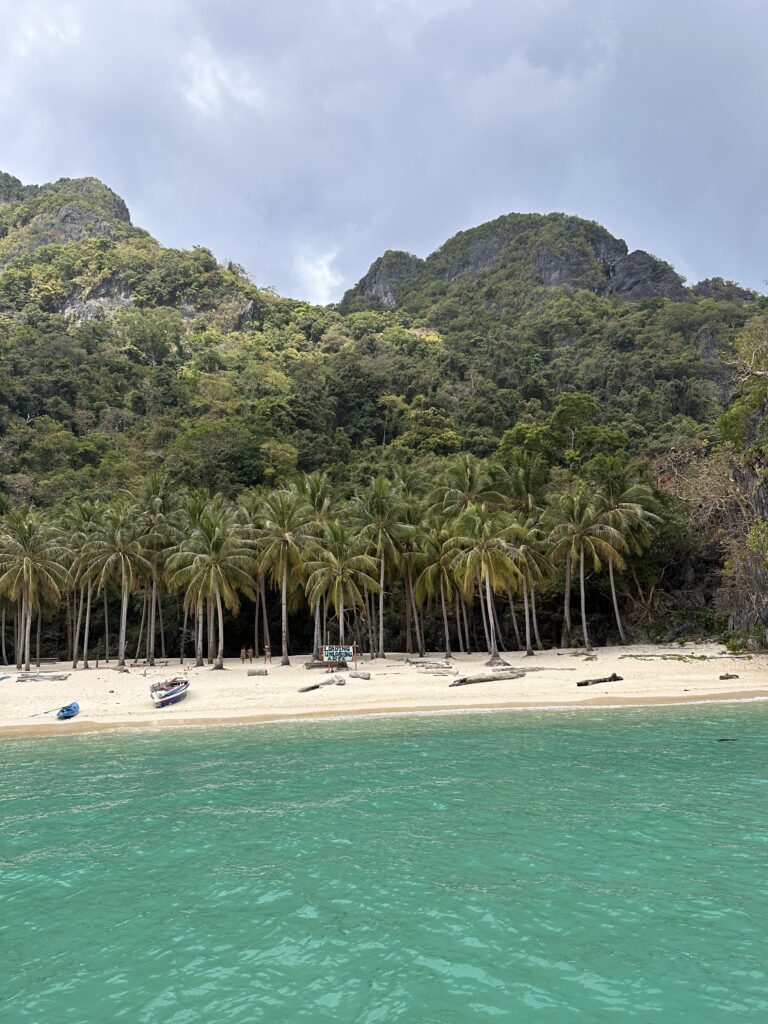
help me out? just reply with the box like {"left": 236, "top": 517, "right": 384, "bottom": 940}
{"left": 0, "top": 455, "right": 664, "bottom": 668}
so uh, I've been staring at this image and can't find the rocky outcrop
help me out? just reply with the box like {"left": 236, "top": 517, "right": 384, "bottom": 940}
{"left": 604, "top": 250, "right": 687, "bottom": 300}
{"left": 346, "top": 250, "right": 424, "bottom": 309}
{"left": 444, "top": 231, "right": 509, "bottom": 280}
{"left": 342, "top": 211, "right": 698, "bottom": 310}
{"left": 532, "top": 244, "right": 591, "bottom": 287}
{"left": 63, "top": 272, "right": 133, "bottom": 322}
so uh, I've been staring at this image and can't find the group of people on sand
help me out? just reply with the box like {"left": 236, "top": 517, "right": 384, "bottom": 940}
{"left": 240, "top": 647, "right": 254, "bottom": 663}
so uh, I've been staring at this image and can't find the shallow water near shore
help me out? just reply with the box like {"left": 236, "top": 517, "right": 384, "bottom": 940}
{"left": 2, "top": 704, "right": 767, "bottom": 1022}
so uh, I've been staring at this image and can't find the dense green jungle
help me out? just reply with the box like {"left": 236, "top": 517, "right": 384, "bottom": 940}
{"left": 1, "top": 170, "right": 767, "bottom": 664}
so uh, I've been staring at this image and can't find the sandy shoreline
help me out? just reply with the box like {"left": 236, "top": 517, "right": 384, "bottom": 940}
{"left": 1, "top": 643, "right": 766, "bottom": 740}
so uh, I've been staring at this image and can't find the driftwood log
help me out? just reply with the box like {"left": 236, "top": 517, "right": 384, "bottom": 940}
{"left": 406, "top": 658, "right": 452, "bottom": 668}
{"left": 576, "top": 673, "right": 622, "bottom": 687}
{"left": 247, "top": 668, "right": 268, "bottom": 677}
{"left": 298, "top": 683, "right": 321, "bottom": 693}
{"left": 304, "top": 660, "right": 348, "bottom": 670}
{"left": 450, "top": 669, "right": 526, "bottom": 687}
{"left": 349, "top": 671, "right": 371, "bottom": 679}
{"left": 719, "top": 673, "right": 740, "bottom": 680}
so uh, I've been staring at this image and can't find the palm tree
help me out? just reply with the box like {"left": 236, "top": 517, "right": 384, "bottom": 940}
{"left": 79, "top": 501, "right": 152, "bottom": 667}
{"left": 352, "top": 476, "right": 412, "bottom": 658}
{"left": 414, "top": 525, "right": 456, "bottom": 658}
{"left": 448, "top": 505, "right": 522, "bottom": 665}
{"left": 304, "top": 521, "right": 379, "bottom": 644}
{"left": 547, "top": 483, "right": 626, "bottom": 652}
{"left": 256, "top": 488, "right": 314, "bottom": 665}
{"left": 428, "top": 453, "right": 507, "bottom": 519}
{"left": 132, "top": 474, "right": 176, "bottom": 666}
{"left": 167, "top": 503, "right": 256, "bottom": 668}
{"left": 594, "top": 483, "right": 659, "bottom": 644}
{"left": 64, "top": 498, "right": 100, "bottom": 668}
{"left": 0, "top": 510, "right": 70, "bottom": 671}
{"left": 509, "top": 517, "right": 550, "bottom": 656}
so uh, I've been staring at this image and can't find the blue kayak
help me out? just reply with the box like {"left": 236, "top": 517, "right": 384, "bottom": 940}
{"left": 57, "top": 702, "right": 80, "bottom": 720}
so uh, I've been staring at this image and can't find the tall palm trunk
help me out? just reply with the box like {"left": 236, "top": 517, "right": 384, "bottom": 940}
{"left": 147, "top": 578, "right": 157, "bottom": 666}
{"left": 117, "top": 579, "right": 130, "bottom": 667}
{"left": 72, "top": 586, "right": 84, "bottom": 669}
{"left": 407, "top": 568, "right": 424, "bottom": 657}
{"left": 608, "top": 559, "right": 627, "bottom": 644}
{"left": 214, "top": 587, "right": 225, "bottom": 668}
{"left": 461, "top": 597, "right": 472, "bottom": 654}
{"left": 23, "top": 594, "right": 33, "bottom": 672}
{"left": 378, "top": 549, "right": 385, "bottom": 658}
{"left": 16, "top": 598, "right": 23, "bottom": 671}
{"left": 364, "top": 589, "right": 375, "bottom": 656}
{"left": 312, "top": 601, "right": 322, "bottom": 661}
{"left": 158, "top": 590, "right": 166, "bottom": 659}
{"left": 484, "top": 571, "right": 502, "bottom": 664}
{"left": 478, "top": 579, "right": 491, "bottom": 652}
{"left": 491, "top": 596, "right": 507, "bottom": 653}
{"left": 1, "top": 607, "right": 6, "bottom": 665}
{"left": 254, "top": 590, "right": 260, "bottom": 658}
{"left": 103, "top": 590, "right": 110, "bottom": 662}
{"left": 180, "top": 603, "right": 189, "bottom": 664}
{"left": 405, "top": 577, "right": 413, "bottom": 654}
{"left": 561, "top": 552, "right": 572, "bottom": 648}
{"left": 580, "top": 544, "right": 591, "bottom": 651}
{"left": 135, "top": 589, "right": 147, "bottom": 660}
{"left": 507, "top": 590, "right": 522, "bottom": 650}
{"left": 281, "top": 558, "right": 290, "bottom": 665}
{"left": 339, "top": 593, "right": 345, "bottom": 645}
{"left": 195, "top": 598, "right": 204, "bottom": 666}
{"left": 522, "top": 577, "right": 533, "bottom": 656}
{"left": 531, "top": 587, "right": 543, "bottom": 650}
{"left": 36, "top": 612, "right": 42, "bottom": 668}
{"left": 454, "top": 594, "right": 465, "bottom": 654}
{"left": 82, "top": 583, "right": 92, "bottom": 669}
{"left": 207, "top": 598, "right": 214, "bottom": 664}
{"left": 440, "top": 575, "right": 452, "bottom": 659}
{"left": 65, "top": 595, "right": 73, "bottom": 663}
{"left": 259, "top": 573, "right": 271, "bottom": 658}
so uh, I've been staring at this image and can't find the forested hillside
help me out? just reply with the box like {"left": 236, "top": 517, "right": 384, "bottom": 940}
{"left": 0, "top": 169, "right": 766, "bottom": 659}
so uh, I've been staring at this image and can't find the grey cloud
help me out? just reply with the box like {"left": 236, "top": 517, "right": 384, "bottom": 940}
{"left": 0, "top": 0, "right": 765, "bottom": 301}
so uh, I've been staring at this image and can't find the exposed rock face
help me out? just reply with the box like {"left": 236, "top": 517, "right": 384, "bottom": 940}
{"left": 604, "top": 250, "right": 687, "bottom": 299}
{"left": 532, "top": 244, "right": 591, "bottom": 287}
{"left": 350, "top": 250, "right": 424, "bottom": 309}
{"left": 63, "top": 273, "right": 133, "bottom": 322}
{"left": 444, "top": 231, "right": 509, "bottom": 280}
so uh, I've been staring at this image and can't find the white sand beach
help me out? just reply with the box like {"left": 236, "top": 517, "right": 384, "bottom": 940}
{"left": 1, "top": 643, "right": 766, "bottom": 738}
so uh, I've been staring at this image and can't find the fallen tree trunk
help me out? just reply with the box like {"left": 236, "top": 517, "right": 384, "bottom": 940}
{"left": 450, "top": 670, "right": 526, "bottom": 687}
{"left": 576, "top": 673, "right": 622, "bottom": 687}
{"left": 406, "top": 658, "right": 452, "bottom": 668}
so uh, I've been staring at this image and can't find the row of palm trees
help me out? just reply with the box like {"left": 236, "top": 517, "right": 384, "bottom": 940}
{"left": 0, "top": 455, "right": 660, "bottom": 671}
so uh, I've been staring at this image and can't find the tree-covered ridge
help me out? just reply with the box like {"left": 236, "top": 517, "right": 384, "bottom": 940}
{"left": 0, "top": 169, "right": 767, "bottom": 645}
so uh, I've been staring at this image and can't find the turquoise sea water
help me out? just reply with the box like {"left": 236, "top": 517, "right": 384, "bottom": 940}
{"left": 1, "top": 705, "right": 767, "bottom": 1023}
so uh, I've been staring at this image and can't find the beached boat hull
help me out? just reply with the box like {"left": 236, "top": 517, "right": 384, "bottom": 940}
{"left": 150, "top": 678, "right": 190, "bottom": 709}
{"left": 57, "top": 702, "right": 80, "bottom": 720}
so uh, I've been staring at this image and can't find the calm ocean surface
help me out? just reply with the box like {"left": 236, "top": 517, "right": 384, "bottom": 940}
{"left": 1, "top": 704, "right": 767, "bottom": 1023}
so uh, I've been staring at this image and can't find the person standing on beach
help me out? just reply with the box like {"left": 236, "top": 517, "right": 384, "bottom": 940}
{"left": 246, "top": 647, "right": 254, "bottom": 663}
{"left": 240, "top": 647, "right": 247, "bottom": 664}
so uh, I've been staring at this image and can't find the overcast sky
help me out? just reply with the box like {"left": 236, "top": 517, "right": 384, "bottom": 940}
{"left": 1, "top": 0, "right": 766, "bottom": 302}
